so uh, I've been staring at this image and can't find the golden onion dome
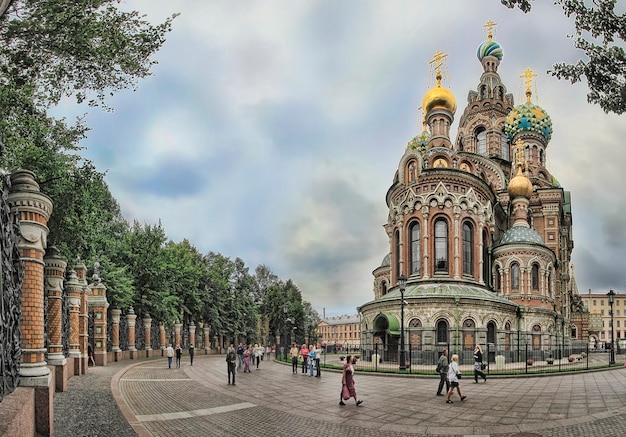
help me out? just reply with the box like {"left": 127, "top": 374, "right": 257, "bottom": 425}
{"left": 422, "top": 73, "right": 457, "bottom": 114}
{"left": 508, "top": 166, "right": 533, "bottom": 199}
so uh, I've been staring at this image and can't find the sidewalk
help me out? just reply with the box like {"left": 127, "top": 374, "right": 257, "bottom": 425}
{"left": 55, "top": 355, "right": 626, "bottom": 436}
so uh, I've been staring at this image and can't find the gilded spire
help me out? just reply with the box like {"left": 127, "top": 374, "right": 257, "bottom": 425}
{"left": 520, "top": 68, "right": 538, "bottom": 103}
{"left": 428, "top": 50, "right": 448, "bottom": 87}
{"left": 483, "top": 20, "right": 497, "bottom": 41}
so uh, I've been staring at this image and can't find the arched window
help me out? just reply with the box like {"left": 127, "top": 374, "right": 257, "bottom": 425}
{"left": 482, "top": 229, "right": 489, "bottom": 285}
{"left": 495, "top": 265, "right": 501, "bottom": 291}
{"left": 436, "top": 319, "right": 449, "bottom": 343}
{"left": 501, "top": 132, "right": 509, "bottom": 160}
{"left": 410, "top": 222, "right": 421, "bottom": 275}
{"left": 511, "top": 262, "right": 520, "bottom": 290}
{"left": 463, "top": 222, "right": 473, "bottom": 276}
{"left": 395, "top": 230, "right": 401, "bottom": 279}
{"left": 531, "top": 264, "right": 539, "bottom": 290}
{"left": 381, "top": 281, "right": 388, "bottom": 296}
{"left": 487, "top": 321, "right": 496, "bottom": 344}
{"left": 476, "top": 128, "right": 487, "bottom": 156}
{"left": 434, "top": 219, "right": 448, "bottom": 273}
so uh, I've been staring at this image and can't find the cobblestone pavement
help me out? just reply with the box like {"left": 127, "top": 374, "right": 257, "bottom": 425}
{"left": 51, "top": 354, "right": 626, "bottom": 436}
{"left": 98, "top": 355, "right": 626, "bottom": 437}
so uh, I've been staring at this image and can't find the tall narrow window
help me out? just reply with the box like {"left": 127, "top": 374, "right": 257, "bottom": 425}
{"left": 511, "top": 262, "right": 520, "bottom": 290}
{"left": 531, "top": 264, "right": 539, "bottom": 290}
{"left": 410, "top": 222, "right": 421, "bottom": 275}
{"left": 482, "top": 229, "right": 489, "bottom": 284}
{"left": 434, "top": 219, "right": 448, "bottom": 273}
{"left": 436, "top": 319, "right": 449, "bottom": 343}
{"left": 477, "top": 128, "right": 487, "bottom": 156}
{"left": 501, "top": 132, "right": 509, "bottom": 160}
{"left": 395, "top": 230, "right": 401, "bottom": 279}
{"left": 487, "top": 321, "right": 496, "bottom": 345}
{"left": 495, "top": 266, "right": 501, "bottom": 291}
{"left": 463, "top": 222, "right": 473, "bottom": 276}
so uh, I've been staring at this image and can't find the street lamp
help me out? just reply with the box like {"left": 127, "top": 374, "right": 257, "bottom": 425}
{"left": 608, "top": 289, "right": 616, "bottom": 365}
{"left": 398, "top": 274, "right": 407, "bottom": 370}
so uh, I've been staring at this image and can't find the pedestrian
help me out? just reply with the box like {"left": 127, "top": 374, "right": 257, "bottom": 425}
{"left": 236, "top": 342, "right": 245, "bottom": 370}
{"left": 260, "top": 344, "right": 265, "bottom": 361}
{"left": 189, "top": 344, "right": 195, "bottom": 366}
{"left": 175, "top": 344, "right": 182, "bottom": 368}
{"left": 299, "top": 344, "right": 309, "bottom": 374}
{"left": 88, "top": 343, "right": 96, "bottom": 367}
{"left": 339, "top": 355, "right": 363, "bottom": 406}
{"left": 254, "top": 343, "right": 261, "bottom": 369}
{"left": 308, "top": 344, "right": 315, "bottom": 376}
{"left": 166, "top": 344, "right": 174, "bottom": 368}
{"left": 226, "top": 344, "right": 237, "bottom": 385}
{"left": 290, "top": 343, "right": 299, "bottom": 373}
{"left": 436, "top": 348, "right": 450, "bottom": 396}
{"left": 473, "top": 344, "right": 487, "bottom": 383}
{"left": 313, "top": 343, "right": 322, "bottom": 377}
{"left": 446, "top": 354, "right": 466, "bottom": 404}
{"left": 243, "top": 346, "right": 251, "bottom": 372}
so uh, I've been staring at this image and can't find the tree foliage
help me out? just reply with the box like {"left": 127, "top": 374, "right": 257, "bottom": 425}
{"left": 0, "top": 0, "right": 177, "bottom": 109}
{"left": 502, "top": 0, "right": 626, "bottom": 114}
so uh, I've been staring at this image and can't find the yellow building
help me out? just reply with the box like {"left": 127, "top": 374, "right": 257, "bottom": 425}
{"left": 580, "top": 290, "right": 626, "bottom": 349}
{"left": 317, "top": 315, "right": 360, "bottom": 350}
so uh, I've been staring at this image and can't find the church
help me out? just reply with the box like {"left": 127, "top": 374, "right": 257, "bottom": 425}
{"left": 357, "top": 23, "right": 585, "bottom": 363}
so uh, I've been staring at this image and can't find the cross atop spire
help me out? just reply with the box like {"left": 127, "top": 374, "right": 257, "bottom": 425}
{"left": 428, "top": 51, "right": 448, "bottom": 86}
{"left": 483, "top": 20, "right": 497, "bottom": 40}
{"left": 520, "top": 68, "right": 538, "bottom": 102}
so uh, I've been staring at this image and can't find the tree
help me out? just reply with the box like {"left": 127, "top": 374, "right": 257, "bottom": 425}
{"left": 502, "top": 0, "right": 626, "bottom": 114}
{"left": 0, "top": 0, "right": 177, "bottom": 109}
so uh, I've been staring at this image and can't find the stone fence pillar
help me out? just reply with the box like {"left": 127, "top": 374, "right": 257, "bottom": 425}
{"left": 88, "top": 264, "right": 108, "bottom": 367}
{"left": 111, "top": 308, "right": 122, "bottom": 361}
{"left": 65, "top": 270, "right": 82, "bottom": 374}
{"left": 174, "top": 321, "right": 182, "bottom": 347}
{"left": 8, "top": 169, "right": 54, "bottom": 436}
{"left": 127, "top": 307, "right": 137, "bottom": 359}
{"left": 204, "top": 326, "right": 210, "bottom": 354}
{"left": 159, "top": 323, "right": 166, "bottom": 355}
{"left": 44, "top": 246, "right": 68, "bottom": 392}
{"left": 74, "top": 261, "right": 89, "bottom": 374}
{"left": 189, "top": 322, "right": 196, "bottom": 347}
{"left": 143, "top": 313, "right": 152, "bottom": 356}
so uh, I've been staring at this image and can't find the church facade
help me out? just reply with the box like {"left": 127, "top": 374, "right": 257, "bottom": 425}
{"left": 358, "top": 26, "right": 583, "bottom": 362}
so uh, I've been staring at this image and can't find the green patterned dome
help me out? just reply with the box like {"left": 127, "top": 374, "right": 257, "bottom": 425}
{"left": 477, "top": 39, "right": 503, "bottom": 61}
{"left": 498, "top": 226, "right": 544, "bottom": 246}
{"left": 408, "top": 126, "right": 429, "bottom": 153}
{"left": 505, "top": 101, "right": 553, "bottom": 142}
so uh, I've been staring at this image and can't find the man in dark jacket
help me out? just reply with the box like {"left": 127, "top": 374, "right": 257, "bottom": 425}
{"left": 226, "top": 344, "right": 237, "bottom": 385}
{"left": 436, "top": 348, "right": 450, "bottom": 396}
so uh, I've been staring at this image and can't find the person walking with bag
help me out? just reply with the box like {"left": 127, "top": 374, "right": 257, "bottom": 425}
{"left": 339, "top": 355, "right": 363, "bottom": 406}
{"left": 436, "top": 348, "right": 450, "bottom": 396}
{"left": 446, "top": 354, "right": 466, "bottom": 404}
{"left": 473, "top": 344, "right": 487, "bottom": 383}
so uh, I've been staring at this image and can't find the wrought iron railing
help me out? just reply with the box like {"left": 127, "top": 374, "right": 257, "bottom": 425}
{"left": 0, "top": 169, "right": 25, "bottom": 402}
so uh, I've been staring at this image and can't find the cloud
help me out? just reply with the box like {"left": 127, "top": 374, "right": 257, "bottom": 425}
{"left": 51, "top": 0, "right": 626, "bottom": 318}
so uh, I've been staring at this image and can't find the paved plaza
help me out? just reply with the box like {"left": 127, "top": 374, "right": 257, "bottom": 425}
{"left": 54, "top": 354, "right": 626, "bottom": 436}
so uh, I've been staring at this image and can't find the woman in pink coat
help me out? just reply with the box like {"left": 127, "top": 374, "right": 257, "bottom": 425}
{"left": 339, "top": 355, "right": 363, "bottom": 406}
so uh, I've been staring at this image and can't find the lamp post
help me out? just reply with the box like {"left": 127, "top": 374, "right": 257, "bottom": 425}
{"left": 398, "top": 274, "right": 407, "bottom": 370}
{"left": 608, "top": 289, "right": 616, "bottom": 365}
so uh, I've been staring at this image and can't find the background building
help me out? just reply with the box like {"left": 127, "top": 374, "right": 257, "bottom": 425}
{"left": 581, "top": 289, "right": 626, "bottom": 349}
{"left": 317, "top": 314, "right": 360, "bottom": 351}
{"left": 358, "top": 24, "right": 583, "bottom": 363}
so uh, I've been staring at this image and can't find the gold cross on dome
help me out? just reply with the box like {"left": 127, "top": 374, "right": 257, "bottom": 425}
{"left": 428, "top": 51, "right": 448, "bottom": 86}
{"left": 520, "top": 68, "right": 537, "bottom": 102}
{"left": 484, "top": 20, "right": 497, "bottom": 40}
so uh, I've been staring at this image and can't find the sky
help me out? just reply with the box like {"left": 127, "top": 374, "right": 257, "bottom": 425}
{"left": 56, "top": 1, "right": 626, "bottom": 318}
